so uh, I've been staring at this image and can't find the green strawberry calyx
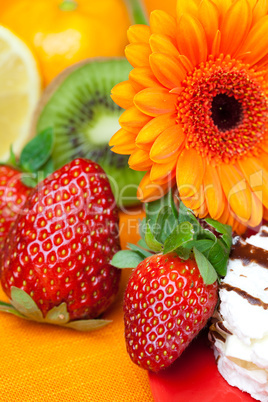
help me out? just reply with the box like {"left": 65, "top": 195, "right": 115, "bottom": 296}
{"left": 0, "top": 287, "right": 111, "bottom": 331}
{"left": 1, "top": 127, "right": 55, "bottom": 188}
{"left": 111, "top": 191, "right": 232, "bottom": 285}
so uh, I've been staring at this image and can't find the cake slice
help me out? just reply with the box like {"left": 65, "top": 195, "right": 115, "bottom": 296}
{"left": 209, "top": 225, "right": 268, "bottom": 402}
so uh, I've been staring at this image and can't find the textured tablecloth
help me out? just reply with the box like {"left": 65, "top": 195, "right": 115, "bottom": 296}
{"left": 0, "top": 208, "right": 154, "bottom": 402}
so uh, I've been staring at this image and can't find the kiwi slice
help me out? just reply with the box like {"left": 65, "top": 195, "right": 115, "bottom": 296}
{"left": 31, "top": 57, "right": 144, "bottom": 207}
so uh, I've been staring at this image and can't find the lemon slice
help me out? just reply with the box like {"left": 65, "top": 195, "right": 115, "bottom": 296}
{"left": 0, "top": 25, "right": 41, "bottom": 161}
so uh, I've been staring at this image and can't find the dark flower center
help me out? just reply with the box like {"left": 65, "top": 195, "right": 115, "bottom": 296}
{"left": 211, "top": 93, "right": 243, "bottom": 132}
{"left": 176, "top": 55, "right": 268, "bottom": 164}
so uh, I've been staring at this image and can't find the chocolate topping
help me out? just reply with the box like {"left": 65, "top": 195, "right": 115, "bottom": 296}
{"left": 221, "top": 283, "right": 268, "bottom": 310}
{"left": 230, "top": 239, "right": 268, "bottom": 269}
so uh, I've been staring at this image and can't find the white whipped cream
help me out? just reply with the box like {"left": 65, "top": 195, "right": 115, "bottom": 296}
{"left": 210, "top": 225, "right": 268, "bottom": 402}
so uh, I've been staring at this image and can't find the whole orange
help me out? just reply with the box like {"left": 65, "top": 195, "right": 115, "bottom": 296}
{"left": 0, "top": 0, "right": 131, "bottom": 86}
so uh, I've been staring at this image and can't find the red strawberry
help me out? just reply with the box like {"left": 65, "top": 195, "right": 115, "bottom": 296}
{"left": 0, "top": 165, "right": 31, "bottom": 254}
{"left": 124, "top": 253, "right": 218, "bottom": 372}
{"left": 1, "top": 158, "right": 121, "bottom": 325}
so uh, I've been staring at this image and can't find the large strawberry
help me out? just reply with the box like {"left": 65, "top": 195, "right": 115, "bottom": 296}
{"left": 112, "top": 192, "right": 232, "bottom": 371}
{"left": 0, "top": 158, "right": 121, "bottom": 331}
{"left": 0, "top": 165, "right": 31, "bottom": 254}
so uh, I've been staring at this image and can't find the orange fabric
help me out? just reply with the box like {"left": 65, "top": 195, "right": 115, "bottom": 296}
{"left": 0, "top": 208, "right": 154, "bottom": 402}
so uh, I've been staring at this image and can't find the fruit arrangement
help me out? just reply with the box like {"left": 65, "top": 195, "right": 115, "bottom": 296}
{"left": 0, "top": 0, "right": 268, "bottom": 401}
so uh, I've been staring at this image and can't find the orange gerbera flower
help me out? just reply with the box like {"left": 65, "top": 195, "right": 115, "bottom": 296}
{"left": 109, "top": 0, "right": 268, "bottom": 233}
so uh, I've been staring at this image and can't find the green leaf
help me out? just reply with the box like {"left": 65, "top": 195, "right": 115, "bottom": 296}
{"left": 163, "top": 222, "right": 194, "bottom": 254}
{"left": 64, "top": 319, "right": 111, "bottom": 332}
{"left": 36, "top": 157, "right": 55, "bottom": 183}
{"left": 174, "top": 247, "right": 191, "bottom": 260}
{"left": 10, "top": 287, "right": 43, "bottom": 321}
{"left": 0, "top": 300, "right": 27, "bottom": 319}
{"left": 145, "top": 221, "right": 163, "bottom": 252}
{"left": 21, "top": 173, "right": 38, "bottom": 188}
{"left": 111, "top": 250, "right": 144, "bottom": 268}
{"left": 207, "top": 241, "right": 229, "bottom": 277}
{"left": 45, "top": 303, "right": 70, "bottom": 325}
{"left": 177, "top": 200, "right": 202, "bottom": 234}
{"left": 145, "top": 191, "right": 177, "bottom": 224}
{"left": 127, "top": 243, "right": 153, "bottom": 259}
{"left": 139, "top": 218, "right": 147, "bottom": 241}
{"left": 193, "top": 247, "right": 218, "bottom": 285}
{"left": 137, "top": 238, "right": 149, "bottom": 250}
{"left": 125, "top": 0, "right": 149, "bottom": 25}
{"left": 20, "top": 128, "right": 54, "bottom": 173}
{"left": 205, "top": 218, "right": 232, "bottom": 249}
{"left": 193, "top": 239, "right": 216, "bottom": 256}
{"left": 155, "top": 205, "right": 177, "bottom": 243}
{"left": 7, "top": 146, "right": 17, "bottom": 166}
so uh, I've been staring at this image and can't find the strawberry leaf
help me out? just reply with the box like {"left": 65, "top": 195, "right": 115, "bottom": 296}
{"left": 192, "top": 239, "right": 216, "bottom": 256}
{"left": 10, "top": 287, "right": 43, "bottom": 322}
{"left": 19, "top": 128, "right": 54, "bottom": 173}
{"left": 127, "top": 243, "right": 153, "bottom": 259}
{"left": 45, "top": 303, "right": 70, "bottom": 325}
{"left": 0, "top": 300, "right": 27, "bottom": 319}
{"left": 111, "top": 250, "right": 144, "bottom": 268}
{"left": 205, "top": 218, "right": 232, "bottom": 249}
{"left": 193, "top": 247, "right": 218, "bottom": 285}
{"left": 64, "top": 319, "right": 111, "bottom": 331}
{"left": 145, "top": 221, "right": 163, "bottom": 252}
{"left": 155, "top": 206, "right": 177, "bottom": 243}
{"left": 163, "top": 222, "right": 195, "bottom": 254}
{"left": 206, "top": 241, "right": 230, "bottom": 277}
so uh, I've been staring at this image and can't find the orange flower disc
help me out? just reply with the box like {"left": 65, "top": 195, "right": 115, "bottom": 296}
{"left": 110, "top": 0, "right": 268, "bottom": 233}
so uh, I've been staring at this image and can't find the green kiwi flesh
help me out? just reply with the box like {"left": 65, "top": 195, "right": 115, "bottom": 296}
{"left": 34, "top": 58, "right": 144, "bottom": 207}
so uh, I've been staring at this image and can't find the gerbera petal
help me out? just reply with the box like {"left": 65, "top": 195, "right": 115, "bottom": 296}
{"left": 150, "top": 125, "right": 185, "bottom": 163}
{"left": 134, "top": 87, "right": 177, "bottom": 117}
{"left": 203, "top": 164, "right": 224, "bottom": 220}
{"left": 212, "top": 0, "right": 233, "bottom": 20}
{"left": 149, "top": 53, "right": 187, "bottom": 89}
{"left": 195, "top": 199, "right": 209, "bottom": 219}
{"left": 220, "top": 0, "right": 252, "bottom": 56}
{"left": 211, "top": 29, "right": 221, "bottom": 57}
{"left": 119, "top": 106, "right": 152, "bottom": 134}
{"left": 109, "top": 128, "right": 136, "bottom": 147}
{"left": 238, "top": 15, "right": 268, "bottom": 65}
{"left": 150, "top": 159, "right": 177, "bottom": 183}
{"left": 176, "top": 0, "right": 199, "bottom": 20}
{"left": 217, "top": 164, "right": 252, "bottom": 222}
{"left": 217, "top": 197, "right": 231, "bottom": 225}
{"left": 176, "top": 149, "right": 205, "bottom": 198}
{"left": 125, "top": 43, "right": 151, "bottom": 68}
{"left": 129, "top": 67, "right": 160, "bottom": 92}
{"left": 136, "top": 113, "right": 176, "bottom": 151}
{"left": 238, "top": 156, "right": 268, "bottom": 209}
{"left": 246, "top": 192, "right": 263, "bottom": 228}
{"left": 150, "top": 10, "right": 177, "bottom": 37}
{"left": 182, "top": 184, "right": 206, "bottom": 210}
{"left": 176, "top": 14, "right": 207, "bottom": 67}
{"left": 110, "top": 143, "right": 137, "bottom": 155}
{"left": 252, "top": 0, "right": 268, "bottom": 25}
{"left": 233, "top": 220, "right": 248, "bottom": 235}
{"left": 127, "top": 25, "right": 151, "bottom": 44}
{"left": 198, "top": 0, "right": 219, "bottom": 52}
{"left": 128, "top": 148, "right": 153, "bottom": 171}
{"left": 111, "top": 81, "right": 136, "bottom": 109}
{"left": 137, "top": 171, "right": 172, "bottom": 202}
{"left": 149, "top": 34, "right": 181, "bottom": 59}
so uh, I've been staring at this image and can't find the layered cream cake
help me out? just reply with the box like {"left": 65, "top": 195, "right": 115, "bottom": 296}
{"left": 209, "top": 225, "right": 268, "bottom": 402}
